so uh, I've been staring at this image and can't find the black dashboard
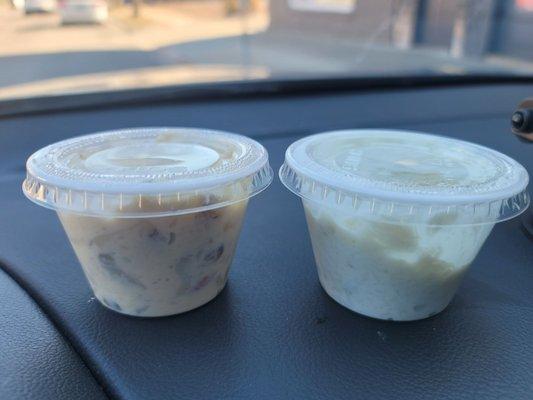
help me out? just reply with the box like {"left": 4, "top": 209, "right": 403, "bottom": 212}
{"left": 0, "top": 82, "right": 532, "bottom": 399}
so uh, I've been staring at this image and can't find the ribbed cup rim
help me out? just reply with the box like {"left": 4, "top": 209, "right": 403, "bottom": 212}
{"left": 279, "top": 129, "right": 530, "bottom": 225}
{"left": 23, "top": 127, "right": 273, "bottom": 217}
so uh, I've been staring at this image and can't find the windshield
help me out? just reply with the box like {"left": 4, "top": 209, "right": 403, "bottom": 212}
{"left": 1, "top": 0, "right": 532, "bottom": 100}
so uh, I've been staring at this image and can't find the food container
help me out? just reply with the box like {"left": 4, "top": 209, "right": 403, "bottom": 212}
{"left": 23, "top": 127, "right": 273, "bottom": 317}
{"left": 280, "top": 129, "right": 529, "bottom": 321}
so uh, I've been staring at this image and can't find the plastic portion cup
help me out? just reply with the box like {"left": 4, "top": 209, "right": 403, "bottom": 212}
{"left": 280, "top": 130, "right": 529, "bottom": 321}
{"left": 23, "top": 128, "right": 273, "bottom": 317}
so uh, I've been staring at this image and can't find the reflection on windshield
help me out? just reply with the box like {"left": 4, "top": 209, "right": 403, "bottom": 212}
{"left": 0, "top": 0, "right": 532, "bottom": 99}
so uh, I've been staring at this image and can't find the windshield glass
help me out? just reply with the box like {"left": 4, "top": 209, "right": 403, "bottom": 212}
{"left": 1, "top": 0, "right": 532, "bottom": 100}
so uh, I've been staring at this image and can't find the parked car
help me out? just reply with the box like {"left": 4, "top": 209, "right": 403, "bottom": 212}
{"left": 59, "top": 0, "right": 108, "bottom": 24}
{"left": 24, "top": 0, "right": 56, "bottom": 13}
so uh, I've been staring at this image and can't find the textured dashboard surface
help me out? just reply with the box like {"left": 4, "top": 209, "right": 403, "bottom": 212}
{"left": 0, "top": 268, "right": 108, "bottom": 400}
{"left": 0, "top": 84, "right": 532, "bottom": 399}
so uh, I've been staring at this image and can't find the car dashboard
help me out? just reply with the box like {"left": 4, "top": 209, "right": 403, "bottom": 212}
{"left": 0, "top": 81, "right": 532, "bottom": 399}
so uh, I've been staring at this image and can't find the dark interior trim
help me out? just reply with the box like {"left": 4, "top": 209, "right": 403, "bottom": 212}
{"left": 1, "top": 74, "right": 532, "bottom": 119}
{"left": 0, "top": 256, "right": 116, "bottom": 400}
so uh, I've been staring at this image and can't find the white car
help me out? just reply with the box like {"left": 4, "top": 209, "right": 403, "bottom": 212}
{"left": 59, "top": 0, "right": 108, "bottom": 24}
{"left": 24, "top": 0, "right": 56, "bottom": 13}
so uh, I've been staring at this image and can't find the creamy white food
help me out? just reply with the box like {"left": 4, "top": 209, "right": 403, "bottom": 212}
{"left": 60, "top": 197, "right": 247, "bottom": 317}
{"left": 56, "top": 131, "right": 254, "bottom": 317}
{"left": 279, "top": 130, "right": 519, "bottom": 321}
{"left": 24, "top": 128, "right": 272, "bottom": 318}
{"left": 304, "top": 200, "right": 493, "bottom": 321}
{"left": 58, "top": 131, "right": 255, "bottom": 317}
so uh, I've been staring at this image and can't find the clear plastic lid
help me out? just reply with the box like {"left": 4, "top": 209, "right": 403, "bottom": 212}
{"left": 280, "top": 130, "right": 530, "bottom": 225}
{"left": 24, "top": 127, "right": 273, "bottom": 217}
